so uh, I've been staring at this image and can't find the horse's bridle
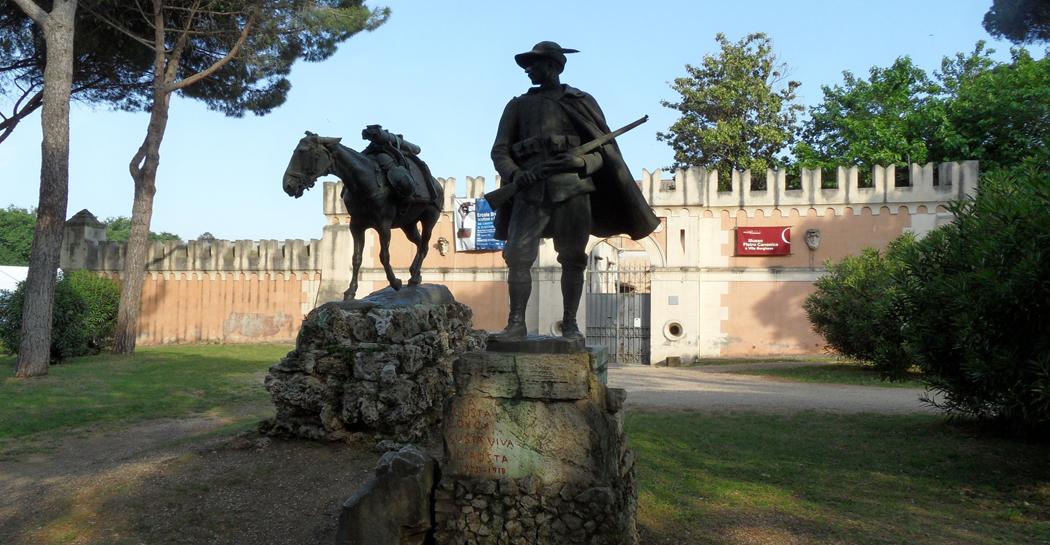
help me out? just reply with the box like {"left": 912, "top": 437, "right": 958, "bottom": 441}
{"left": 287, "top": 140, "right": 334, "bottom": 189}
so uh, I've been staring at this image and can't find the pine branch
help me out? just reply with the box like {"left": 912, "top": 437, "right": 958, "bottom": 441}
{"left": 165, "top": 2, "right": 260, "bottom": 92}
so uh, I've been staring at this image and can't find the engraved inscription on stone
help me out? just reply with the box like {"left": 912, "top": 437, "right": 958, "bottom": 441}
{"left": 445, "top": 397, "right": 527, "bottom": 477}
{"left": 443, "top": 396, "right": 591, "bottom": 482}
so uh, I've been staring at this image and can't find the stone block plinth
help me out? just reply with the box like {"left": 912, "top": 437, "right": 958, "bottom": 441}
{"left": 435, "top": 342, "right": 636, "bottom": 545}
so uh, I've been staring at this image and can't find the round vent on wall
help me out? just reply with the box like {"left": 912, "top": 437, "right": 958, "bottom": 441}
{"left": 663, "top": 320, "right": 685, "bottom": 341}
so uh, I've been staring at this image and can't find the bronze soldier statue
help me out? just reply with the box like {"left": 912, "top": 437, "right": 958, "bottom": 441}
{"left": 490, "top": 41, "right": 660, "bottom": 341}
{"left": 362, "top": 124, "right": 437, "bottom": 202}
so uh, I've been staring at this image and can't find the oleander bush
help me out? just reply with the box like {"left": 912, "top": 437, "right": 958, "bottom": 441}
{"left": 895, "top": 157, "right": 1050, "bottom": 434}
{"left": 803, "top": 234, "right": 915, "bottom": 380}
{"left": 0, "top": 270, "right": 120, "bottom": 361}
{"left": 807, "top": 153, "right": 1050, "bottom": 433}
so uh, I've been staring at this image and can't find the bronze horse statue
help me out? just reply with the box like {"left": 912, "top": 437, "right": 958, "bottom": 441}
{"left": 282, "top": 130, "right": 444, "bottom": 300}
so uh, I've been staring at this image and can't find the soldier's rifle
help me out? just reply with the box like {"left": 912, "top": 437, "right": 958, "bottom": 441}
{"left": 484, "top": 115, "right": 648, "bottom": 210}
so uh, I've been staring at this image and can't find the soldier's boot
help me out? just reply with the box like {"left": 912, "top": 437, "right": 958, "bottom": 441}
{"left": 497, "top": 273, "right": 531, "bottom": 340}
{"left": 560, "top": 269, "right": 585, "bottom": 341}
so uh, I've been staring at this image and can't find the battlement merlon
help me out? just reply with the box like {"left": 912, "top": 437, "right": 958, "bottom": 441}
{"left": 645, "top": 161, "right": 978, "bottom": 213}
{"left": 323, "top": 161, "right": 977, "bottom": 219}
{"left": 60, "top": 212, "right": 322, "bottom": 275}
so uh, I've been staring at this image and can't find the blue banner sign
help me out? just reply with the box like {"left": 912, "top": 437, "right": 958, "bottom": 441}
{"left": 454, "top": 198, "right": 504, "bottom": 252}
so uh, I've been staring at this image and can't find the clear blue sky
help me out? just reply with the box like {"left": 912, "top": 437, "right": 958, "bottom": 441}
{"left": 0, "top": 0, "right": 1027, "bottom": 241}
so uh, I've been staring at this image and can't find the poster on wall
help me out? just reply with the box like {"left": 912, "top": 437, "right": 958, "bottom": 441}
{"left": 736, "top": 226, "right": 791, "bottom": 256}
{"left": 453, "top": 198, "right": 504, "bottom": 252}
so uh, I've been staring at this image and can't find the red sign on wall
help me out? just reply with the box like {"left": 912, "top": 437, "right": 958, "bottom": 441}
{"left": 736, "top": 227, "right": 791, "bottom": 256}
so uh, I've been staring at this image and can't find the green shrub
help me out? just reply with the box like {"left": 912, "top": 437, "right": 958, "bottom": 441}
{"left": 0, "top": 286, "right": 23, "bottom": 354}
{"left": 896, "top": 158, "right": 1050, "bottom": 433}
{"left": 803, "top": 234, "right": 915, "bottom": 380}
{"left": 807, "top": 155, "right": 1050, "bottom": 433}
{"left": 0, "top": 270, "right": 120, "bottom": 361}
{"left": 0, "top": 205, "right": 35, "bottom": 266}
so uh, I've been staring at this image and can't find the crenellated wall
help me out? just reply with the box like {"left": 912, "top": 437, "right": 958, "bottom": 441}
{"left": 636, "top": 161, "right": 976, "bottom": 362}
{"left": 312, "top": 161, "right": 977, "bottom": 362}
{"left": 61, "top": 210, "right": 322, "bottom": 346}
{"left": 62, "top": 160, "right": 979, "bottom": 360}
{"left": 642, "top": 161, "right": 978, "bottom": 215}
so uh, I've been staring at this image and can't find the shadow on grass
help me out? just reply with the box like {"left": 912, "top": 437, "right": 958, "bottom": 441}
{"left": 728, "top": 363, "right": 925, "bottom": 388}
{"left": 0, "top": 431, "right": 378, "bottom": 545}
{"left": 689, "top": 355, "right": 843, "bottom": 367}
{"left": 627, "top": 411, "right": 1050, "bottom": 544}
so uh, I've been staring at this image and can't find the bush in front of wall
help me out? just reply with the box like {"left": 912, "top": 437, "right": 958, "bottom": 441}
{"left": 895, "top": 157, "right": 1050, "bottom": 434}
{"left": 803, "top": 234, "right": 915, "bottom": 381}
{"left": 0, "top": 270, "right": 120, "bottom": 362}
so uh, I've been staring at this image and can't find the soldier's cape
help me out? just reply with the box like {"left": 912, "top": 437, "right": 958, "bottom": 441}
{"left": 493, "top": 85, "right": 660, "bottom": 241}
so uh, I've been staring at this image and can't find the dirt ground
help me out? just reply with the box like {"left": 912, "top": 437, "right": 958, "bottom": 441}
{"left": 0, "top": 364, "right": 931, "bottom": 545}
{"left": 0, "top": 412, "right": 380, "bottom": 545}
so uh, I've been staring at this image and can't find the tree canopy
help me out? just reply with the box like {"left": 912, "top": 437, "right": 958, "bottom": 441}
{"left": 102, "top": 216, "right": 179, "bottom": 242}
{"left": 83, "top": 0, "right": 389, "bottom": 118}
{"left": 657, "top": 33, "right": 802, "bottom": 188}
{"left": 793, "top": 42, "right": 1050, "bottom": 179}
{"left": 984, "top": 0, "right": 1050, "bottom": 45}
{"left": 940, "top": 47, "right": 1050, "bottom": 172}
{"left": 1, "top": 0, "right": 389, "bottom": 144}
{"left": 792, "top": 56, "right": 944, "bottom": 179}
{"left": 0, "top": 1, "right": 152, "bottom": 144}
{"left": 0, "top": 205, "right": 35, "bottom": 266}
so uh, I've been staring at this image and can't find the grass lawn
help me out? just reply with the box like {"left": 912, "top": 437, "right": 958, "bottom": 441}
{"left": 727, "top": 363, "right": 925, "bottom": 388}
{"left": 627, "top": 411, "right": 1050, "bottom": 544}
{"left": 689, "top": 356, "right": 842, "bottom": 367}
{"left": 0, "top": 344, "right": 288, "bottom": 442}
{"left": 2, "top": 345, "right": 1047, "bottom": 544}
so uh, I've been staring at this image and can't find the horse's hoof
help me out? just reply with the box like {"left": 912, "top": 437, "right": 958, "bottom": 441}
{"left": 408, "top": 278, "right": 422, "bottom": 287}
{"left": 390, "top": 279, "right": 402, "bottom": 291}
{"left": 343, "top": 288, "right": 356, "bottom": 300}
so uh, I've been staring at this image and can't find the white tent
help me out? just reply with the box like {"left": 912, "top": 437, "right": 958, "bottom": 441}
{"left": 0, "top": 266, "right": 29, "bottom": 292}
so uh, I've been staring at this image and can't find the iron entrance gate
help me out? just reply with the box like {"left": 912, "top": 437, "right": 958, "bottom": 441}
{"left": 585, "top": 269, "right": 652, "bottom": 364}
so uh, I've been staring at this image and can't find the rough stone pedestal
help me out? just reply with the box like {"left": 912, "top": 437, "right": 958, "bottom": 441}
{"left": 261, "top": 284, "right": 487, "bottom": 445}
{"left": 434, "top": 342, "right": 637, "bottom": 545}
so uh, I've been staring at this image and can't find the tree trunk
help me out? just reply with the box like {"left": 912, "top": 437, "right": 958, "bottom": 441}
{"left": 110, "top": 0, "right": 256, "bottom": 354}
{"left": 13, "top": 0, "right": 77, "bottom": 378}
{"left": 111, "top": 86, "right": 170, "bottom": 355}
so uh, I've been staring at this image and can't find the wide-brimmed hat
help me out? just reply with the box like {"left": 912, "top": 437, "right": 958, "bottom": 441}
{"left": 514, "top": 41, "right": 579, "bottom": 68}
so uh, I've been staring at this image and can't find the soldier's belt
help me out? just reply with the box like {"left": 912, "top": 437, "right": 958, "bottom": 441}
{"left": 511, "top": 135, "right": 582, "bottom": 159}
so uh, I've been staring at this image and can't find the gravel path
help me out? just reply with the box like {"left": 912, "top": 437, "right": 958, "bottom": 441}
{"left": 608, "top": 363, "right": 936, "bottom": 414}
